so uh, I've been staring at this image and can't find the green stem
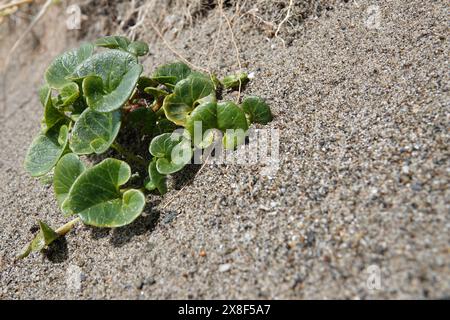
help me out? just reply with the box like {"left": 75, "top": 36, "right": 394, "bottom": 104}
{"left": 112, "top": 142, "right": 148, "bottom": 167}
{"left": 155, "top": 107, "right": 165, "bottom": 118}
{"left": 56, "top": 217, "right": 80, "bottom": 236}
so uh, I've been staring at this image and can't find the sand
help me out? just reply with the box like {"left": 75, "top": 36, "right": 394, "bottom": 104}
{"left": 0, "top": 0, "right": 448, "bottom": 299}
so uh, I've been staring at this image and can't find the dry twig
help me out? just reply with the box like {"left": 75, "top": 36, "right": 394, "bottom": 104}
{"left": 274, "top": 0, "right": 293, "bottom": 47}
{"left": 218, "top": 0, "right": 243, "bottom": 102}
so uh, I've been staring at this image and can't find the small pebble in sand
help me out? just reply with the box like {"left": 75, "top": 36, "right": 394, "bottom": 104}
{"left": 219, "top": 264, "right": 231, "bottom": 273}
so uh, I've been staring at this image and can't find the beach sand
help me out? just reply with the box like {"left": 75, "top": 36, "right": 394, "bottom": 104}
{"left": 0, "top": 0, "right": 448, "bottom": 299}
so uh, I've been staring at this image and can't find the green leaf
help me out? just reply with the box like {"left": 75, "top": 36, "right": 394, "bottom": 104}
{"left": 185, "top": 101, "right": 218, "bottom": 148}
{"left": 94, "top": 36, "right": 131, "bottom": 50}
{"left": 68, "top": 98, "right": 88, "bottom": 121}
{"left": 128, "top": 107, "right": 156, "bottom": 134}
{"left": 39, "top": 173, "right": 54, "bottom": 186}
{"left": 69, "top": 108, "right": 121, "bottom": 155}
{"left": 24, "top": 124, "right": 69, "bottom": 177}
{"left": 39, "top": 84, "right": 50, "bottom": 106}
{"left": 186, "top": 101, "right": 217, "bottom": 136}
{"left": 41, "top": 85, "right": 66, "bottom": 132}
{"left": 153, "top": 118, "right": 177, "bottom": 135}
{"left": 127, "top": 41, "right": 149, "bottom": 56}
{"left": 70, "top": 50, "right": 142, "bottom": 112}
{"left": 149, "top": 133, "right": 193, "bottom": 174}
{"left": 137, "top": 76, "right": 158, "bottom": 91}
{"left": 53, "top": 153, "right": 86, "bottom": 211}
{"left": 222, "top": 72, "right": 249, "bottom": 89}
{"left": 64, "top": 158, "right": 146, "bottom": 227}
{"left": 45, "top": 43, "right": 94, "bottom": 89}
{"left": 216, "top": 101, "right": 249, "bottom": 132}
{"left": 17, "top": 221, "right": 60, "bottom": 259}
{"left": 144, "top": 87, "right": 169, "bottom": 98}
{"left": 241, "top": 96, "right": 272, "bottom": 124}
{"left": 217, "top": 101, "right": 249, "bottom": 150}
{"left": 152, "top": 62, "right": 191, "bottom": 86}
{"left": 146, "top": 158, "right": 167, "bottom": 195}
{"left": 95, "top": 36, "right": 149, "bottom": 57}
{"left": 184, "top": 101, "right": 248, "bottom": 149}
{"left": 163, "top": 75, "right": 216, "bottom": 126}
{"left": 57, "top": 82, "right": 80, "bottom": 108}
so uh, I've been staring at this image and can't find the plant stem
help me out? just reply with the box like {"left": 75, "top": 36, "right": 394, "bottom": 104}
{"left": 155, "top": 106, "right": 165, "bottom": 118}
{"left": 56, "top": 217, "right": 80, "bottom": 236}
{"left": 112, "top": 142, "right": 148, "bottom": 167}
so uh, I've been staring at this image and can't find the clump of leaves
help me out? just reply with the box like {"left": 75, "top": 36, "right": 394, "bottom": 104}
{"left": 20, "top": 36, "right": 273, "bottom": 258}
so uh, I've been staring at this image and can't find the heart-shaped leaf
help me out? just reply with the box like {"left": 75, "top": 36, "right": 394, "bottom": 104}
{"left": 25, "top": 124, "right": 69, "bottom": 177}
{"left": 17, "top": 221, "right": 60, "bottom": 259}
{"left": 163, "top": 75, "right": 216, "bottom": 126}
{"left": 45, "top": 43, "right": 94, "bottom": 89}
{"left": 95, "top": 36, "right": 149, "bottom": 57}
{"left": 145, "top": 158, "right": 168, "bottom": 195}
{"left": 241, "top": 96, "right": 272, "bottom": 124}
{"left": 149, "top": 132, "right": 193, "bottom": 174}
{"left": 152, "top": 62, "right": 191, "bottom": 86}
{"left": 53, "top": 153, "right": 86, "bottom": 211}
{"left": 64, "top": 158, "right": 146, "bottom": 227}
{"left": 70, "top": 50, "right": 143, "bottom": 112}
{"left": 69, "top": 108, "right": 121, "bottom": 155}
{"left": 222, "top": 72, "right": 249, "bottom": 89}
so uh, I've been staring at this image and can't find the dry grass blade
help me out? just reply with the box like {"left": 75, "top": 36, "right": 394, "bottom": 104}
{"left": 218, "top": 0, "right": 243, "bottom": 102}
{"left": 0, "top": 0, "right": 33, "bottom": 12}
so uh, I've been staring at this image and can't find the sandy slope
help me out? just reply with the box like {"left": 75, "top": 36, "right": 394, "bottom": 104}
{"left": 0, "top": 0, "right": 448, "bottom": 299}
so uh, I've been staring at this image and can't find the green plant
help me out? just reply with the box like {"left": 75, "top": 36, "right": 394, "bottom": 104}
{"left": 20, "top": 36, "right": 273, "bottom": 258}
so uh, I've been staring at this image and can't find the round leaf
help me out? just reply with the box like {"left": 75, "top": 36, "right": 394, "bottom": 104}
{"left": 163, "top": 75, "right": 216, "bottom": 126}
{"left": 185, "top": 101, "right": 218, "bottom": 147}
{"left": 69, "top": 108, "right": 121, "bottom": 155}
{"left": 128, "top": 41, "right": 149, "bottom": 56}
{"left": 65, "top": 158, "right": 145, "bottom": 227}
{"left": 152, "top": 62, "right": 191, "bottom": 86}
{"left": 24, "top": 124, "right": 69, "bottom": 177}
{"left": 45, "top": 43, "right": 94, "bottom": 89}
{"left": 241, "top": 96, "right": 272, "bottom": 124}
{"left": 216, "top": 101, "right": 249, "bottom": 132}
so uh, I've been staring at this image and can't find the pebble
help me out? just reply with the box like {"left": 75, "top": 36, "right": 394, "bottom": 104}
{"left": 219, "top": 264, "right": 231, "bottom": 273}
